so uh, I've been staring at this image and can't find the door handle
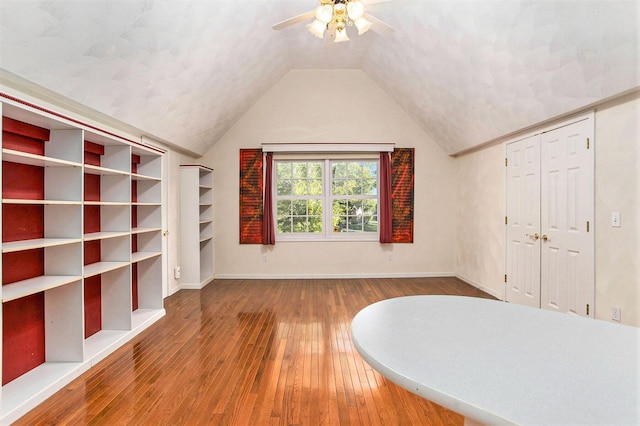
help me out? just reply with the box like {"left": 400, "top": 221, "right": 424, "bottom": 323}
{"left": 541, "top": 234, "right": 548, "bottom": 242}
{"left": 526, "top": 233, "right": 540, "bottom": 241}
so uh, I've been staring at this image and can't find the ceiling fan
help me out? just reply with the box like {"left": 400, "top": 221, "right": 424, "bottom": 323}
{"left": 272, "top": 0, "right": 393, "bottom": 42}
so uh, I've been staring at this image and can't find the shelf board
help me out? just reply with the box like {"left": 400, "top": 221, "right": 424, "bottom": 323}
{"left": 131, "top": 308, "right": 165, "bottom": 329}
{"left": 1, "top": 361, "right": 86, "bottom": 420}
{"left": 83, "top": 231, "right": 130, "bottom": 241}
{"left": 84, "top": 261, "right": 130, "bottom": 278}
{"left": 2, "top": 149, "right": 82, "bottom": 168}
{"left": 199, "top": 203, "right": 212, "bottom": 207}
{"left": 84, "top": 329, "right": 130, "bottom": 362}
{"left": 84, "top": 164, "right": 130, "bottom": 177}
{"left": 2, "top": 275, "right": 82, "bottom": 302}
{"left": 131, "top": 202, "right": 161, "bottom": 206}
{"left": 2, "top": 199, "right": 82, "bottom": 205}
{"left": 83, "top": 201, "right": 130, "bottom": 206}
{"left": 131, "top": 251, "right": 162, "bottom": 263}
{"left": 199, "top": 236, "right": 213, "bottom": 243}
{"left": 131, "top": 227, "right": 161, "bottom": 235}
{"left": 199, "top": 184, "right": 212, "bottom": 189}
{"left": 2, "top": 237, "right": 82, "bottom": 253}
{"left": 199, "top": 220, "right": 212, "bottom": 225}
{"left": 131, "top": 173, "right": 161, "bottom": 182}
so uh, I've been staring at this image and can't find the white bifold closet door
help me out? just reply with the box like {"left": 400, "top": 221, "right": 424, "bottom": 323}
{"left": 506, "top": 115, "right": 594, "bottom": 317}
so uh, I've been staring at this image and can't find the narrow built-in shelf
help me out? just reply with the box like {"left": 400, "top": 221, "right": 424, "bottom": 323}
{"left": 2, "top": 199, "right": 82, "bottom": 205}
{"left": 2, "top": 148, "right": 82, "bottom": 168}
{"left": 2, "top": 276, "right": 82, "bottom": 302}
{"left": 83, "top": 201, "right": 130, "bottom": 206}
{"left": 131, "top": 227, "right": 161, "bottom": 235}
{"left": 83, "top": 231, "right": 130, "bottom": 242}
{"left": 84, "top": 164, "right": 130, "bottom": 177}
{"left": 199, "top": 220, "right": 211, "bottom": 225}
{"left": 83, "top": 261, "right": 130, "bottom": 278}
{"left": 131, "top": 251, "right": 162, "bottom": 263}
{"left": 131, "top": 173, "right": 161, "bottom": 182}
{"left": 131, "top": 202, "right": 161, "bottom": 207}
{"left": 200, "top": 236, "right": 213, "bottom": 243}
{"left": 199, "top": 184, "right": 212, "bottom": 189}
{"left": 2, "top": 238, "right": 82, "bottom": 253}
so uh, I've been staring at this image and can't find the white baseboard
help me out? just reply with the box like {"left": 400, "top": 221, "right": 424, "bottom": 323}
{"left": 214, "top": 272, "right": 456, "bottom": 280}
{"left": 456, "top": 274, "right": 504, "bottom": 300}
{"left": 175, "top": 277, "right": 215, "bottom": 291}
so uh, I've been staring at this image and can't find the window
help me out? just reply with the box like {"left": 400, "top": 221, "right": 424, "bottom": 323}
{"left": 275, "top": 157, "right": 379, "bottom": 241}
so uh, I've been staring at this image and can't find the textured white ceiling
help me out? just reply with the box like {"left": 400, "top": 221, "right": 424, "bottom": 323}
{"left": 0, "top": 0, "right": 638, "bottom": 156}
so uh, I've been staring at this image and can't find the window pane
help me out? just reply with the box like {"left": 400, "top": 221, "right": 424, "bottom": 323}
{"left": 277, "top": 179, "right": 292, "bottom": 196}
{"left": 332, "top": 162, "right": 347, "bottom": 179}
{"left": 277, "top": 217, "right": 292, "bottom": 233}
{"left": 309, "top": 162, "right": 323, "bottom": 179}
{"left": 308, "top": 199, "right": 322, "bottom": 215}
{"left": 309, "top": 179, "right": 323, "bottom": 195}
{"left": 363, "top": 200, "right": 377, "bottom": 215}
{"left": 292, "top": 179, "right": 307, "bottom": 196}
{"left": 333, "top": 180, "right": 346, "bottom": 195}
{"left": 347, "top": 215, "right": 363, "bottom": 231}
{"left": 292, "top": 217, "right": 307, "bottom": 232}
{"left": 348, "top": 162, "right": 363, "bottom": 178}
{"left": 347, "top": 179, "right": 362, "bottom": 195}
{"left": 308, "top": 217, "right": 322, "bottom": 233}
{"left": 277, "top": 200, "right": 292, "bottom": 216}
{"left": 292, "top": 200, "right": 307, "bottom": 216}
{"left": 293, "top": 163, "right": 308, "bottom": 179}
{"left": 364, "top": 216, "right": 378, "bottom": 232}
{"left": 277, "top": 162, "right": 292, "bottom": 179}
{"left": 364, "top": 178, "right": 377, "bottom": 195}
{"left": 363, "top": 162, "right": 377, "bottom": 179}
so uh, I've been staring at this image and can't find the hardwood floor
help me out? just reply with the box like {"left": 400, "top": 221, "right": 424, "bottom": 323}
{"left": 15, "top": 277, "right": 495, "bottom": 425}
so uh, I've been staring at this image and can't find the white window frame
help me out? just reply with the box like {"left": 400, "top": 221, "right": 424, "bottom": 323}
{"left": 273, "top": 154, "right": 380, "bottom": 242}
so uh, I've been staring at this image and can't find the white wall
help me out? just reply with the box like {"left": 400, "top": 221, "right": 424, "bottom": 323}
{"left": 199, "top": 69, "right": 457, "bottom": 278}
{"left": 455, "top": 144, "right": 505, "bottom": 299}
{"left": 455, "top": 91, "right": 640, "bottom": 327}
{"left": 593, "top": 92, "right": 639, "bottom": 326}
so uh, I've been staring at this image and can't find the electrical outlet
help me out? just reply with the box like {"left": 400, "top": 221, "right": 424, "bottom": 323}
{"left": 174, "top": 266, "right": 181, "bottom": 279}
{"left": 611, "top": 306, "right": 621, "bottom": 322}
{"left": 611, "top": 212, "right": 621, "bottom": 227}
{"left": 387, "top": 254, "right": 393, "bottom": 261}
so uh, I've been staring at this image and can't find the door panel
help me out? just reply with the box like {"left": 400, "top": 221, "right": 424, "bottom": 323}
{"left": 505, "top": 135, "right": 540, "bottom": 308}
{"left": 540, "top": 118, "right": 594, "bottom": 317}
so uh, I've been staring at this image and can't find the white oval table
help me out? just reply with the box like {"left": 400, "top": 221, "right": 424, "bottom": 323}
{"left": 351, "top": 296, "right": 639, "bottom": 425}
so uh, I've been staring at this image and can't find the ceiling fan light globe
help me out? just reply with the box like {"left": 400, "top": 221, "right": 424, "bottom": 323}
{"left": 354, "top": 17, "right": 372, "bottom": 34}
{"left": 315, "top": 5, "right": 333, "bottom": 24}
{"left": 307, "top": 20, "right": 326, "bottom": 38}
{"left": 347, "top": 1, "right": 365, "bottom": 20}
{"left": 334, "top": 28, "right": 350, "bottom": 42}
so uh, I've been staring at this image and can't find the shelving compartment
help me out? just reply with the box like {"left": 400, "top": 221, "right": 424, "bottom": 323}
{"left": 200, "top": 238, "right": 214, "bottom": 285}
{"left": 2, "top": 280, "right": 83, "bottom": 391}
{"left": 83, "top": 266, "right": 133, "bottom": 362}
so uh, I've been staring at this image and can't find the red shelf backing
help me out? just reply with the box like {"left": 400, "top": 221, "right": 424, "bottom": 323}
{"left": 132, "top": 263, "right": 138, "bottom": 312}
{"left": 2, "top": 292, "right": 46, "bottom": 385}
{"left": 2, "top": 248, "right": 44, "bottom": 285}
{"left": 2, "top": 204, "right": 44, "bottom": 243}
{"left": 84, "top": 275, "right": 102, "bottom": 338}
{"left": 2, "top": 162, "right": 45, "bottom": 200}
{"left": 84, "top": 240, "right": 101, "bottom": 266}
{"left": 84, "top": 173, "right": 101, "bottom": 202}
{"left": 84, "top": 141, "right": 104, "bottom": 167}
{"left": 84, "top": 205, "right": 101, "bottom": 235}
{"left": 2, "top": 117, "right": 49, "bottom": 155}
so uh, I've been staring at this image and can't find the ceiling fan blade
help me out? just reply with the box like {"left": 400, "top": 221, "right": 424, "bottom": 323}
{"left": 364, "top": 13, "right": 395, "bottom": 35}
{"left": 272, "top": 10, "right": 316, "bottom": 30}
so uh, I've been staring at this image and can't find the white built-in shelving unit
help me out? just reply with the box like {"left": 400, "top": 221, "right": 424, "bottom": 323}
{"left": 0, "top": 97, "right": 166, "bottom": 424}
{"left": 180, "top": 165, "right": 214, "bottom": 289}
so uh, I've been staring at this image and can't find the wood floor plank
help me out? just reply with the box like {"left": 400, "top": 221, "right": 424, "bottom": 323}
{"left": 14, "top": 277, "right": 494, "bottom": 425}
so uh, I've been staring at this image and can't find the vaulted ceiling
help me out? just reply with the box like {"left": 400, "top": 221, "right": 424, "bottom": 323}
{"left": 1, "top": 0, "right": 638, "bottom": 156}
